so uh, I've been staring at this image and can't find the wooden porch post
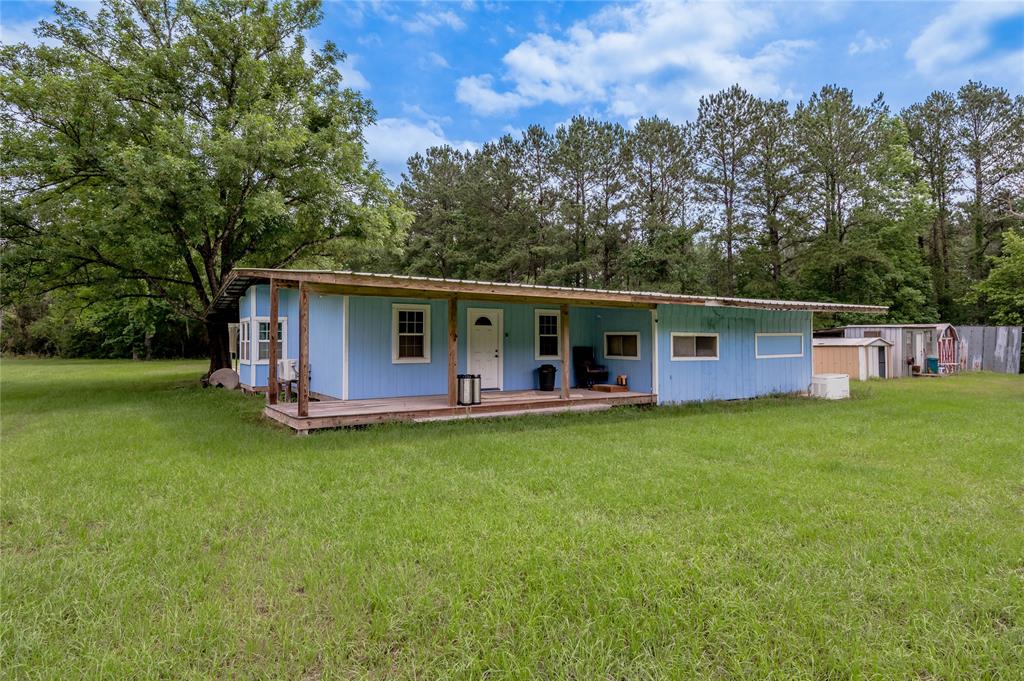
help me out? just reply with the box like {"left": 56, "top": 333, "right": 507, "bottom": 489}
{"left": 447, "top": 297, "right": 458, "bottom": 406}
{"left": 267, "top": 278, "right": 278, "bottom": 405}
{"left": 298, "top": 281, "right": 309, "bottom": 417}
{"left": 560, "top": 303, "right": 570, "bottom": 399}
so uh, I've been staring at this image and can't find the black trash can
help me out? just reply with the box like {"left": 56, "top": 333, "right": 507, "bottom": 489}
{"left": 537, "top": 364, "right": 557, "bottom": 392}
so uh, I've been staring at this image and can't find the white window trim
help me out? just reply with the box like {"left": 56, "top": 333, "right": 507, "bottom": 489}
{"left": 603, "top": 331, "right": 641, "bottom": 360}
{"left": 755, "top": 332, "right": 804, "bottom": 359}
{"left": 534, "top": 308, "right": 562, "bottom": 360}
{"left": 253, "top": 317, "right": 288, "bottom": 365}
{"left": 392, "top": 303, "right": 431, "bottom": 364}
{"left": 670, "top": 332, "right": 720, "bottom": 361}
{"left": 239, "top": 317, "right": 251, "bottom": 364}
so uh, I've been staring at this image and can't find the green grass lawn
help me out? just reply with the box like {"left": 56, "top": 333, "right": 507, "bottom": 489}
{"left": 2, "top": 359, "right": 1023, "bottom": 679}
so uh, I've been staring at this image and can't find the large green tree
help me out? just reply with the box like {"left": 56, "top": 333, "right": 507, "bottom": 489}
{"left": 903, "top": 90, "right": 961, "bottom": 315}
{"left": 970, "top": 230, "right": 1024, "bottom": 326}
{"left": 695, "top": 84, "right": 758, "bottom": 295}
{"left": 741, "top": 97, "right": 805, "bottom": 297}
{"left": 956, "top": 82, "right": 1024, "bottom": 279}
{"left": 1, "top": 0, "right": 406, "bottom": 372}
{"left": 621, "top": 117, "right": 700, "bottom": 292}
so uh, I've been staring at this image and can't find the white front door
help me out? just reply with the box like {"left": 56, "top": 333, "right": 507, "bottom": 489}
{"left": 913, "top": 331, "right": 925, "bottom": 367}
{"left": 468, "top": 308, "right": 503, "bottom": 390}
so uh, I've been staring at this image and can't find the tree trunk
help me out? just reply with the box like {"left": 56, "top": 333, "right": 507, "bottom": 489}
{"left": 206, "top": 319, "right": 232, "bottom": 375}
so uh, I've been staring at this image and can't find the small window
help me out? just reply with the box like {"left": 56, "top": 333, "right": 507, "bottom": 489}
{"left": 239, "top": 318, "right": 250, "bottom": 362}
{"left": 257, "top": 320, "right": 285, "bottom": 361}
{"left": 755, "top": 332, "right": 803, "bottom": 359}
{"left": 671, "top": 333, "right": 719, "bottom": 361}
{"left": 863, "top": 331, "right": 882, "bottom": 338}
{"left": 604, "top": 332, "right": 640, "bottom": 360}
{"left": 474, "top": 316, "right": 492, "bottom": 326}
{"left": 535, "top": 309, "right": 561, "bottom": 359}
{"left": 392, "top": 304, "right": 431, "bottom": 363}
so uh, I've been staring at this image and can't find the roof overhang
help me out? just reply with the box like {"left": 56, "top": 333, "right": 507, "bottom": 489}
{"left": 813, "top": 338, "right": 894, "bottom": 347}
{"left": 207, "top": 269, "right": 890, "bottom": 318}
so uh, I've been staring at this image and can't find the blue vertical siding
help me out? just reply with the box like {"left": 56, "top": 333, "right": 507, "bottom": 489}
{"left": 752, "top": 310, "right": 812, "bottom": 396}
{"left": 308, "top": 292, "right": 344, "bottom": 398}
{"left": 347, "top": 297, "right": 448, "bottom": 399}
{"left": 655, "top": 305, "right": 811, "bottom": 404}
{"left": 585, "top": 307, "right": 653, "bottom": 393}
{"left": 240, "top": 286, "right": 809, "bottom": 403}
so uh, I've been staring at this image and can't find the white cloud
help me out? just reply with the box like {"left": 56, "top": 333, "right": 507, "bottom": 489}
{"left": 364, "top": 117, "right": 478, "bottom": 182}
{"left": 403, "top": 9, "right": 466, "bottom": 34}
{"left": 456, "top": 74, "right": 530, "bottom": 115}
{"left": 848, "top": 31, "right": 890, "bottom": 55}
{"left": 357, "top": 33, "right": 383, "bottom": 48}
{"left": 401, "top": 103, "right": 452, "bottom": 125}
{"left": 421, "top": 51, "right": 450, "bottom": 69}
{"left": 338, "top": 54, "right": 370, "bottom": 90}
{"left": 455, "top": 0, "right": 811, "bottom": 118}
{"left": 907, "top": 1, "right": 1024, "bottom": 82}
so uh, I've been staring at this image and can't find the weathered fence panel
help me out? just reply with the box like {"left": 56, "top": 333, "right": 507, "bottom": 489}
{"left": 957, "top": 326, "right": 1022, "bottom": 374}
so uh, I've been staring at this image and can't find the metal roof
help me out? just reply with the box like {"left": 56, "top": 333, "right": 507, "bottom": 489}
{"left": 813, "top": 338, "right": 893, "bottom": 347}
{"left": 839, "top": 323, "right": 952, "bottom": 329}
{"left": 208, "top": 268, "right": 889, "bottom": 317}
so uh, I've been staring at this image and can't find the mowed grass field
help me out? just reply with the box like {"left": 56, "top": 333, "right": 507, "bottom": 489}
{"left": 2, "top": 360, "right": 1023, "bottom": 679}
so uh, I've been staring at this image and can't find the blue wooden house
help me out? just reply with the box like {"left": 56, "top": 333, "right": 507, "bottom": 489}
{"left": 210, "top": 269, "right": 885, "bottom": 432}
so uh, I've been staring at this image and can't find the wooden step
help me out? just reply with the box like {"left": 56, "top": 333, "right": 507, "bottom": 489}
{"left": 590, "top": 383, "right": 630, "bottom": 393}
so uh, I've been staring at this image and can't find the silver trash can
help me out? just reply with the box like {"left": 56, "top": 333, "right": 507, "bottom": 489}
{"left": 470, "top": 374, "right": 481, "bottom": 405}
{"left": 457, "top": 374, "right": 472, "bottom": 405}
{"left": 457, "top": 374, "right": 482, "bottom": 405}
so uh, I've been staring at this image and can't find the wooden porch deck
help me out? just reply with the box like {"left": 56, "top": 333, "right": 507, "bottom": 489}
{"left": 263, "top": 389, "right": 656, "bottom": 432}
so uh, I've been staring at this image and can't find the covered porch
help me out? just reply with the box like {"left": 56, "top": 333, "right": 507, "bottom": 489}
{"left": 263, "top": 388, "right": 655, "bottom": 432}
{"left": 254, "top": 270, "right": 658, "bottom": 431}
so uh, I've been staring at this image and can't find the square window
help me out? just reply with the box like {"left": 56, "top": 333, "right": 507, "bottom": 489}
{"left": 256, "top": 320, "right": 285, "bottom": 362}
{"left": 393, "top": 304, "right": 431, "bottom": 363}
{"left": 535, "top": 311, "right": 561, "bottom": 359}
{"left": 604, "top": 333, "right": 640, "bottom": 359}
{"left": 671, "top": 333, "right": 718, "bottom": 360}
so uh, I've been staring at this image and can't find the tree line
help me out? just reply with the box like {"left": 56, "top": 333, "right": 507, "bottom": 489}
{"left": 395, "top": 82, "right": 1023, "bottom": 325}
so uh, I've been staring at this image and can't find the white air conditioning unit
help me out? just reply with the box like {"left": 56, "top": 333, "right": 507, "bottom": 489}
{"left": 277, "top": 358, "right": 297, "bottom": 381}
{"left": 810, "top": 373, "right": 850, "bottom": 400}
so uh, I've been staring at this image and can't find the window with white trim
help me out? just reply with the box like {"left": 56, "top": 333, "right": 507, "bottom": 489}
{"left": 256, "top": 319, "right": 286, "bottom": 363}
{"left": 535, "top": 309, "right": 561, "bottom": 359}
{"left": 754, "top": 332, "right": 803, "bottom": 359}
{"left": 239, "top": 318, "right": 250, "bottom": 362}
{"left": 604, "top": 332, "right": 640, "bottom": 360}
{"left": 671, "top": 333, "right": 719, "bottom": 360}
{"left": 392, "top": 304, "right": 431, "bottom": 363}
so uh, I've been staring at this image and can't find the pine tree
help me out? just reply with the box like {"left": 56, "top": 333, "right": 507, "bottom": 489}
{"left": 956, "top": 82, "right": 1024, "bottom": 279}
{"left": 903, "top": 90, "right": 961, "bottom": 316}
{"left": 742, "top": 98, "right": 804, "bottom": 297}
{"left": 695, "top": 85, "right": 758, "bottom": 295}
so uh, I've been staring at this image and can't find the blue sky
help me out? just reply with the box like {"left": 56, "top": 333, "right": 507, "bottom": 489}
{"left": 2, "top": 0, "right": 1022, "bottom": 183}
